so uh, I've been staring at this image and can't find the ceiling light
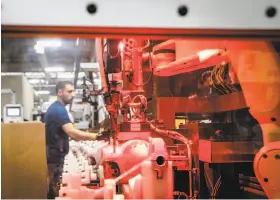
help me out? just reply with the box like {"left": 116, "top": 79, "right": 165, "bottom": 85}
{"left": 29, "top": 79, "right": 41, "bottom": 84}
{"left": 34, "top": 44, "right": 45, "bottom": 54}
{"left": 33, "top": 84, "right": 56, "bottom": 87}
{"left": 34, "top": 39, "right": 61, "bottom": 54}
{"left": 55, "top": 72, "right": 87, "bottom": 79}
{"left": 45, "top": 67, "right": 65, "bottom": 72}
{"left": 25, "top": 72, "right": 45, "bottom": 78}
{"left": 35, "top": 90, "right": 50, "bottom": 95}
{"left": 57, "top": 72, "right": 74, "bottom": 79}
{"left": 80, "top": 62, "right": 99, "bottom": 69}
{"left": 36, "top": 39, "right": 62, "bottom": 48}
{"left": 1, "top": 72, "right": 24, "bottom": 76}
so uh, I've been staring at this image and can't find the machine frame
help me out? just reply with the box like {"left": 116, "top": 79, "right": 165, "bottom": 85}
{"left": 1, "top": 0, "right": 280, "bottom": 38}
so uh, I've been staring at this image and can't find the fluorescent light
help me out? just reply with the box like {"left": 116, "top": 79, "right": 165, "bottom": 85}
{"left": 80, "top": 62, "right": 99, "bottom": 69}
{"left": 76, "top": 79, "right": 101, "bottom": 86}
{"left": 56, "top": 72, "right": 86, "bottom": 79}
{"left": 36, "top": 39, "right": 62, "bottom": 48}
{"left": 29, "top": 79, "right": 45, "bottom": 84}
{"left": 1, "top": 72, "right": 24, "bottom": 76}
{"left": 34, "top": 39, "right": 61, "bottom": 54}
{"left": 29, "top": 79, "right": 41, "bottom": 84}
{"left": 35, "top": 90, "right": 50, "bottom": 95}
{"left": 33, "top": 84, "right": 56, "bottom": 87}
{"left": 45, "top": 67, "right": 65, "bottom": 72}
{"left": 34, "top": 44, "right": 45, "bottom": 54}
{"left": 57, "top": 72, "right": 74, "bottom": 79}
{"left": 25, "top": 72, "right": 45, "bottom": 78}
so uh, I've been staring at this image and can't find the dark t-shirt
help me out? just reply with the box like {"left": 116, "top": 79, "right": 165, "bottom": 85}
{"left": 44, "top": 101, "right": 72, "bottom": 164}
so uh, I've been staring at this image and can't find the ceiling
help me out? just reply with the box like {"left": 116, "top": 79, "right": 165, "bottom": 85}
{"left": 1, "top": 37, "right": 100, "bottom": 102}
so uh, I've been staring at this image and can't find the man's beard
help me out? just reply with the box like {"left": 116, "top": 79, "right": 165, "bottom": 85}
{"left": 62, "top": 98, "right": 73, "bottom": 105}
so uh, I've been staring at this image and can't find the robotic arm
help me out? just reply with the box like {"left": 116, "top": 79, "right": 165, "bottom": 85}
{"left": 152, "top": 40, "right": 280, "bottom": 199}
{"left": 227, "top": 41, "right": 280, "bottom": 199}
{"left": 94, "top": 38, "right": 151, "bottom": 152}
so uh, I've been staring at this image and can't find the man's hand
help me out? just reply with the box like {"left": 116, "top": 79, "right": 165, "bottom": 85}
{"left": 63, "top": 123, "right": 103, "bottom": 141}
{"left": 95, "top": 131, "right": 111, "bottom": 141}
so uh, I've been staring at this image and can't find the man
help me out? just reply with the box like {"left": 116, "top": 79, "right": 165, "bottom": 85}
{"left": 44, "top": 81, "right": 103, "bottom": 199}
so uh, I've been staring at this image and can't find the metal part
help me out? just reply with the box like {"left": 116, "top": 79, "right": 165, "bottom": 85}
{"left": 240, "top": 187, "right": 267, "bottom": 198}
{"left": 122, "top": 39, "right": 145, "bottom": 93}
{"left": 254, "top": 141, "right": 280, "bottom": 199}
{"left": 155, "top": 92, "right": 247, "bottom": 129}
{"left": 119, "top": 122, "right": 150, "bottom": 132}
{"left": 199, "top": 140, "right": 256, "bottom": 163}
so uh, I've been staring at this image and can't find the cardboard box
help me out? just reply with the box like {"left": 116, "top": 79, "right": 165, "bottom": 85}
{"left": 1, "top": 122, "right": 48, "bottom": 199}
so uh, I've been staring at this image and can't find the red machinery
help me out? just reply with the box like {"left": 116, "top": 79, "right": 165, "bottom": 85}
{"left": 57, "top": 38, "right": 280, "bottom": 199}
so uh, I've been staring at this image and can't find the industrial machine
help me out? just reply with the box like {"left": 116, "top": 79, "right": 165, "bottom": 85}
{"left": 52, "top": 38, "right": 280, "bottom": 199}
{"left": 3, "top": 104, "right": 24, "bottom": 123}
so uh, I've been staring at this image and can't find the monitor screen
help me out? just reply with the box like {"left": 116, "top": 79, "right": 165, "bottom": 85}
{"left": 7, "top": 107, "right": 21, "bottom": 116}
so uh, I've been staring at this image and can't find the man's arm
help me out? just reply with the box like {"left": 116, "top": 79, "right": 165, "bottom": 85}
{"left": 62, "top": 123, "right": 98, "bottom": 141}
{"left": 56, "top": 107, "right": 98, "bottom": 141}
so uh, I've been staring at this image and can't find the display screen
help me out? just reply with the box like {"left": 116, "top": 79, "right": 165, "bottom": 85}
{"left": 7, "top": 107, "right": 21, "bottom": 116}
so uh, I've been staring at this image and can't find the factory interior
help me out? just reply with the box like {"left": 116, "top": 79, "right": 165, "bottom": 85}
{"left": 1, "top": 35, "right": 280, "bottom": 199}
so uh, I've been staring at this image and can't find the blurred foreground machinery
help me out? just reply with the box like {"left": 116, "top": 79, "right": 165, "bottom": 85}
{"left": 57, "top": 38, "right": 280, "bottom": 199}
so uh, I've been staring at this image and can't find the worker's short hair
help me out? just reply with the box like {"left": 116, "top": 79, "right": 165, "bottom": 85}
{"left": 56, "top": 81, "right": 74, "bottom": 93}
